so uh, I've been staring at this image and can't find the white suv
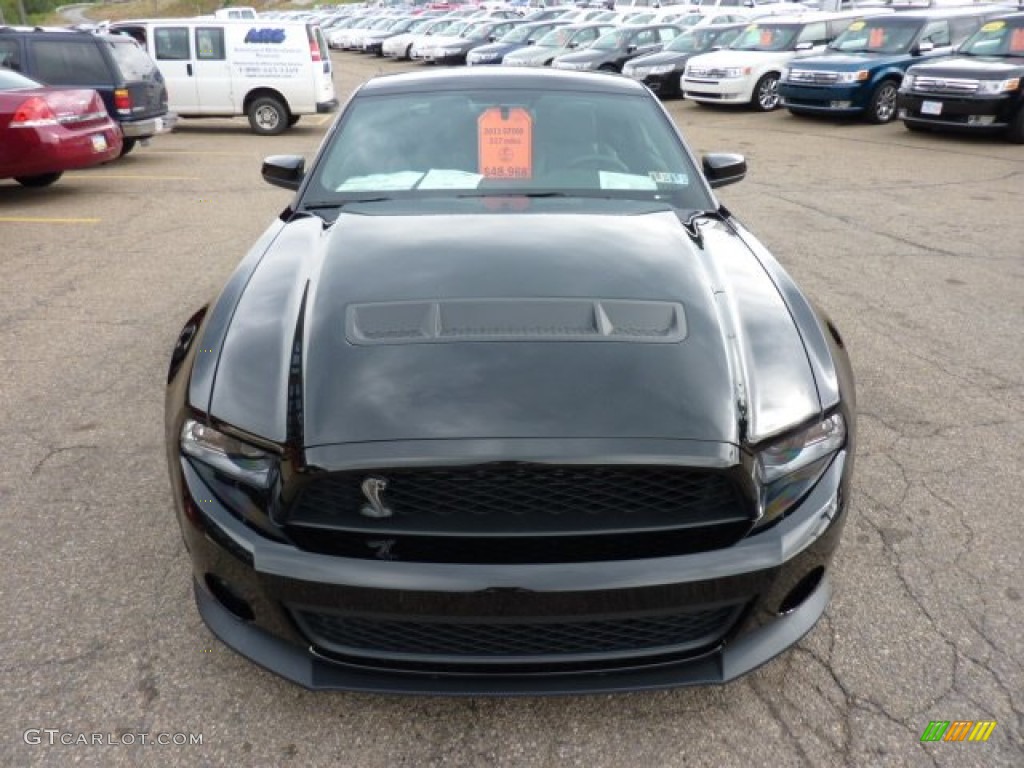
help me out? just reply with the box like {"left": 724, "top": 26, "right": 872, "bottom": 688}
{"left": 681, "top": 10, "right": 886, "bottom": 110}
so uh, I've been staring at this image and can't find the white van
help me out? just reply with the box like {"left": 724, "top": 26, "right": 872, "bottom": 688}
{"left": 214, "top": 7, "right": 257, "bottom": 20}
{"left": 109, "top": 18, "right": 337, "bottom": 135}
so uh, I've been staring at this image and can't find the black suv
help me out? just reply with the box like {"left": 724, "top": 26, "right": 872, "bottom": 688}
{"left": 897, "top": 12, "right": 1024, "bottom": 142}
{"left": 0, "top": 26, "right": 175, "bottom": 155}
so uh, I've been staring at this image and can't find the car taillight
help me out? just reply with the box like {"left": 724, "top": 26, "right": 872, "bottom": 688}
{"left": 309, "top": 38, "right": 322, "bottom": 61}
{"left": 10, "top": 96, "right": 58, "bottom": 128}
{"left": 114, "top": 88, "right": 132, "bottom": 114}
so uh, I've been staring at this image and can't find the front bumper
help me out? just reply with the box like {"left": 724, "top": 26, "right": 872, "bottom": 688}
{"left": 779, "top": 83, "right": 866, "bottom": 115}
{"left": 682, "top": 77, "right": 753, "bottom": 105}
{"left": 897, "top": 92, "right": 1016, "bottom": 132}
{"left": 627, "top": 70, "right": 683, "bottom": 97}
{"left": 175, "top": 449, "right": 849, "bottom": 694}
{"left": 121, "top": 112, "right": 178, "bottom": 139}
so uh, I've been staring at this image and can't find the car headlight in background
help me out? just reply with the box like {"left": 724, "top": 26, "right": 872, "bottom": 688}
{"left": 836, "top": 70, "right": 869, "bottom": 84}
{"left": 180, "top": 419, "right": 275, "bottom": 489}
{"left": 977, "top": 77, "right": 1020, "bottom": 95}
{"left": 721, "top": 67, "right": 752, "bottom": 78}
{"left": 755, "top": 413, "right": 846, "bottom": 525}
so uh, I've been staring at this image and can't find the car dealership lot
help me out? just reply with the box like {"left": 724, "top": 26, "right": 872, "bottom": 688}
{"left": 1, "top": 49, "right": 1022, "bottom": 767}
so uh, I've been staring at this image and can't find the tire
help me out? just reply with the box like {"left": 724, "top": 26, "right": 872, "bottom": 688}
{"left": 15, "top": 172, "right": 62, "bottom": 188}
{"left": 752, "top": 73, "right": 780, "bottom": 111}
{"left": 247, "top": 96, "right": 289, "bottom": 136}
{"left": 287, "top": 115, "right": 301, "bottom": 127}
{"left": 866, "top": 80, "right": 899, "bottom": 125}
{"left": 1007, "top": 107, "right": 1024, "bottom": 144}
{"left": 119, "top": 138, "right": 136, "bottom": 156}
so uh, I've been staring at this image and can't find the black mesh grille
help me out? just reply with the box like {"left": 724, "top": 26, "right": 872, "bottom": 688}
{"left": 287, "top": 464, "right": 750, "bottom": 535}
{"left": 292, "top": 604, "right": 743, "bottom": 662}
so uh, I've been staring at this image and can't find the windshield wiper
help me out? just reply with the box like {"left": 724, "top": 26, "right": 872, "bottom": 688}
{"left": 301, "top": 197, "right": 394, "bottom": 210}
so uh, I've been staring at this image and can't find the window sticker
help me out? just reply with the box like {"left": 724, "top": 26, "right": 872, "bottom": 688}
{"left": 760, "top": 29, "right": 773, "bottom": 46}
{"left": 1010, "top": 27, "right": 1024, "bottom": 52}
{"left": 599, "top": 172, "right": 658, "bottom": 190}
{"left": 336, "top": 171, "right": 424, "bottom": 191}
{"left": 649, "top": 171, "right": 689, "bottom": 186}
{"left": 980, "top": 20, "right": 1005, "bottom": 33}
{"left": 478, "top": 107, "right": 533, "bottom": 180}
{"left": 847, "top": 21, "right": 865, "bottom": 32}
{"left": 418, "top": 169, "right": 484, "bottom": 190}
{"left": 868, "top": 28, "right": 884, "bottom": 48}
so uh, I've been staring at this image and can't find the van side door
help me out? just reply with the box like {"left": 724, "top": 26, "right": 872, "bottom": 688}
{"left": 193, "top": 27, "right": 234, "bottom": 114}
{"left": 152, "top": 26, "right": 199, "bottom": 113}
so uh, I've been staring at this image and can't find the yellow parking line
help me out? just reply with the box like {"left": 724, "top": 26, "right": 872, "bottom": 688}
{"left": 147, "top": 150, "right": 255, "bottom": 156}
{"left": 310, "top": 115, "right": 333, "bottom": 126}
{"left": 0, "top": 217, "right": 100, "bottom": 224}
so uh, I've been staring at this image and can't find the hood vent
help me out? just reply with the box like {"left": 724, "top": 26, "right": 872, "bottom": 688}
{"left": 345, "top": 299, "right": 687, "bottom": 345}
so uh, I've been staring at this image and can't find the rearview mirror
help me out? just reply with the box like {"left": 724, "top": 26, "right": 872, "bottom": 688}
{"left": 262, "top": 155, "right": 305, "bottom": 191}
{"left": 702, "top": 153, "right": 747, "bottom": 189}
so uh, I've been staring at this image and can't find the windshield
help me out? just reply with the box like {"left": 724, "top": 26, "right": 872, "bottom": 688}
{"left": 536, "top": 27, "right": 574, "bottom": 47}
{"left": 959, "top": 18, "right": 1024, "bottom": 56}
{"left": 592, "top": 30, "right": 631, "bottom": 51}
{"left": 425, "top": 19, "right": 456, "bottom": 35}
{"left": 829, "top": 18, "right": 920, "bottom": 54}
{"left": 729, "top": 23, "right": 799, "bottom": 52}
{"left": 467, "top": 22, "right": 498, "bottom": 41}
{"left": 502, "top": 24, "right": 546, "bottom": 43}
{"left": 307, "top": 89, "right": 710, "bottom": 209}
{"left": 0, "top": 69, "right": 41, "bottom": 90}
{"left": 668, "top": 26, "right": 738, "bottom": 53}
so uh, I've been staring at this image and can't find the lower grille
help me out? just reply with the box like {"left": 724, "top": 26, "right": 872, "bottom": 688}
{"left": 292, "top": 603, "right": 744, "bottom": 664}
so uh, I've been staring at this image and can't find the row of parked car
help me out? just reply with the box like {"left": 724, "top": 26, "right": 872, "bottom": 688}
{"left": 330, "top": 2, "right": 1024, "bottom": 142}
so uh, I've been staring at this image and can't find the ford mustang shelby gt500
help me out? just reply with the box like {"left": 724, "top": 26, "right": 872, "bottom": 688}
{"left": 165, "top": 68, "right": 856, "bottom": 695}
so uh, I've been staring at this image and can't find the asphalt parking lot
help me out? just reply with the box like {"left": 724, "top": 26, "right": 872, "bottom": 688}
{"left": 1, "top": 50, "right": 1022, "bottom": 767}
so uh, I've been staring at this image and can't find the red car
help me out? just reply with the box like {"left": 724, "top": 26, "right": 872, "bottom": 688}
{"left": 0, "top": 68, "right": 122, "bottom": 188}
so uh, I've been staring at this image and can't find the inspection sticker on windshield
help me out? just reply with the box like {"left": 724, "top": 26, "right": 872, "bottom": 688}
{"left": 981, "top": 21, "right": 1005, "bottom": 32}
{"left": 848, "top": 21, "right": 865, "bottom": 32}
{"left": 478, "top": 107, "right": 533, "bottom": 180}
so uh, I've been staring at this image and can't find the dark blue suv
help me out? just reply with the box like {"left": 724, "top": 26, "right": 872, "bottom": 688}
{"left": 778, "top": 8, "right": 1002, "bottom": 123}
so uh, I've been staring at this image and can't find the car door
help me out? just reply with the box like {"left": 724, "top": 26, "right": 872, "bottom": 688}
{"left": 192, "top": 27, "right": 233, "bottom": 114}
{"left": 152, "top": 26, "right": 198, "bottom": 112}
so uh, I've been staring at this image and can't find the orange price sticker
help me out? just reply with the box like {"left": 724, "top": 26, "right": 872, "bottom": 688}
{"left": 1010, "top": 27, "right": 1024, "bottom": 53}
{"left": 868, "top": 28, "right": 884, "bottom": 49}
{"left": 759, "top": 29, "right": 773, "bottom": 46}
{"left": 478, "top": 107, "right": 533, "bottom": 180}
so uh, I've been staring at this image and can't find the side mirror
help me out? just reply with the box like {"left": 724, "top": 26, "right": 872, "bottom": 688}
{"left": 702, "top": 153, "right": 746, "bottom": 189}
{"left": 262, "top": 155, "right": 305, "bottom": 191}
{"left": 568, "top": 40, "right": 578, "bottom": 48}
{"left": 794, "top": 41, "right": 813, "bottom": 51}
{"left": 489, "top": 35, "right": 497, "bottom": 42}
{"left": 627, "top": 44, "right": 637, "bottom": 53}
{"left": 914, "top": 40, "right": 934, "bottom": 55}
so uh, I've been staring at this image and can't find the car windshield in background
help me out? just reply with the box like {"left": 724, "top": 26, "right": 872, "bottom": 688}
{"left": 959, "top": 17, "right": 1024, "bottom": 56}
{"left": 467, "top": 23, "right": 497, "bottom": 41}
{"left": 501, "top": 24, "right": 544, "bottom": 44}
{"left": 444, "top": 21, "right": 473, "bottom": 37}
{"left": 536, "top": 28, "right": 573, "bottom": 47}
{"left": 106, "top": 39, "right": 157, "bottom": 80}
{"left": 0, "top": 69, "right": 40, "bottom": 90}
{"left": 668, "top": 27, "right": 739, "bottom": 53}
{"left": 592, "top": 30, "right": 630, "bottom": 51}
{"left": 829, "top": 18, "right": 920, "bottom": 54}
{"left": 307, "top": 88, "right": 710, "bottom": 208}
{"left": 730, "top": 24, "right": 799, "bottom": 52}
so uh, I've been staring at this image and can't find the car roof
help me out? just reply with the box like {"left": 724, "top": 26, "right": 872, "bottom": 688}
{"left": 360, "top": 67, "right": 649, "bottom": 96}
{"left": 870, "top": 7, "right": 1016, "bottom": 19}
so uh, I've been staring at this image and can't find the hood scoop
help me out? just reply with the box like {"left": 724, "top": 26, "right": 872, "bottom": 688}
{"left": 346, "top": 298, "right": 688, "bottom": 345}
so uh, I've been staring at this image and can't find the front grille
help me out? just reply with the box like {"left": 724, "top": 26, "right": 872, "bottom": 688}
{"left": 287, "top": 465, "right": 749, "bottom": 534}
{"left": 911, "top": 77, "right": 979, "bottom": 95}
{"left": 284, "top": 464, "right": 753, "bottom": 563}
{"left": 687, "top": 67, "right": 728, "bottom": 79}
{"left": 787, "top": 70, "right": 839, "bottom": 85}
{"left": 292, "top": 603, "right": 744, "bottom": 663}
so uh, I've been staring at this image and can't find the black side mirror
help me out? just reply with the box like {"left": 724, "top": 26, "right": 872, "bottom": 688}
{"left": 262, "top": 155, "right": 305, "bottom": 191}
{"left": 702, "top": 153, "right": 746, "bottom": 189}
{"left": 627, "top": 44, "right": 637, "bottom": 53}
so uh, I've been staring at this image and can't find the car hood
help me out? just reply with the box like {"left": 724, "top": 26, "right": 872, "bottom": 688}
{"left": 420, "top": 34, "right": 469, "bottom": 47}
{"left": 907, "top": 55, "right": 1024, "bottom": 78}
{"left": 504, "top": 44, "right": 562, "bottom": 63}
{"left": 791, "top": 51, "right": 901, "bottom": 69}
{"left": 469, "top": 42, "right": 525, "bottom": 57}
{"left": 209, "top": 210, "right": 821, "bottom": 447}
{"left": 556, "top": 48, "right": 618, "bottom": 63}
{"left": 688, "top": 50, "right": 794, "bottom": 69}
{"left": 627, "top": 50, "right": 692, "bottom": 68}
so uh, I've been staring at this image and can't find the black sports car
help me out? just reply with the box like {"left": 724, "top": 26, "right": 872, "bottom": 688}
{"left": 165, "top": 68, "right": 856, "bottom": 695}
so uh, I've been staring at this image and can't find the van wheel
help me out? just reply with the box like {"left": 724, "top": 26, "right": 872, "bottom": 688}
{"left": 248, "top": 96, "right": 289, "bottom": 136}
{"left": 866, "top": 80, "right": 898, "bottom": 124}
{"left": 288, "top": 115, "right": 301, "bottom": 127}
{"left": 1007, "top": 108, "right": 1024, "bottom": 144}
{"left": 120, "top": 138, "right": 136, "bottom": 156}
{"left": 752, "top": 73, "right": 780, "bottom": 111}
{"left": 15, "top": 172, "right": 62, "bottom": 188}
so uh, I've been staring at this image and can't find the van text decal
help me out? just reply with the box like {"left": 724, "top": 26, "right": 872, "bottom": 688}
{"left": 244, "top": 28, "right": 286, "bottom": 44}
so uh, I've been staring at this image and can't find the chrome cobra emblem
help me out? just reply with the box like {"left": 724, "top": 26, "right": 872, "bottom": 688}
{"left": 360, "top": 476, "right": 392, "bottom": 518}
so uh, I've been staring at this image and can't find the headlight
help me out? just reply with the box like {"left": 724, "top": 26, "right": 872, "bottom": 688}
{"left": 755, "top": 413, "right": 846, "bottom": 524}
{"left": 649, "top": 63, "right": 677, "bottom": 75}
{"left": 837, "top": 70, "right": 869, "bottom": 84}
{"left": 977, "top": 78, "right": 1020, "bottom": 95}
{"left": 180, "top": 419, "right": 275, "bottom": 489}
{"left": 722, "top": 67, "right": 752, "bottom": 78}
